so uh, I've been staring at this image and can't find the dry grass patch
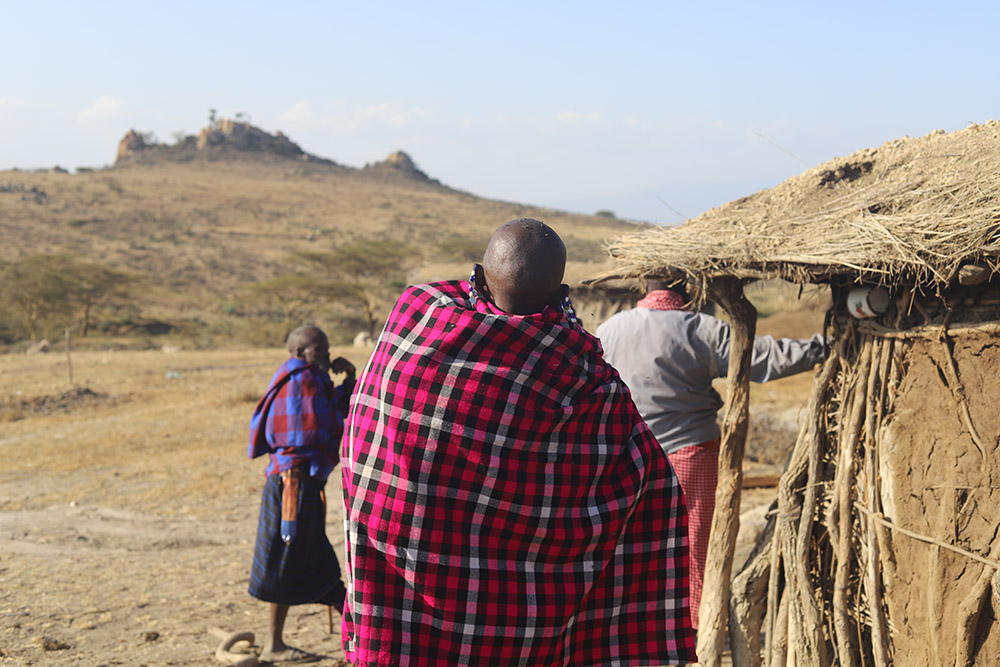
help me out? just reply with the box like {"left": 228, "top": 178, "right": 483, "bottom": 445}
{"left": 0, "top": 345, "right": 371, "bottom": 514}
{"left": 1, "top": 160, "right": 643, "bottom": 346}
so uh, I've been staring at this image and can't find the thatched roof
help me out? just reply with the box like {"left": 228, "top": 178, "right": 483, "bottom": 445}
{"left": 605, "top": 122, "right": 1000, "bottom": 288}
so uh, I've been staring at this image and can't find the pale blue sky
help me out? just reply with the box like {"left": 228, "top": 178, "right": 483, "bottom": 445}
{"left": 3, "top": 1, "right": 998, "bottom": 223}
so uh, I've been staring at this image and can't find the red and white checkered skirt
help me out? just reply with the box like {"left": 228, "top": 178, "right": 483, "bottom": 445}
{"left": 667, "top": 439, "right": 719, "bottom": 628}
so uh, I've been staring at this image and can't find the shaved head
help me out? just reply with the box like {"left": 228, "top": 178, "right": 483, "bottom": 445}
{"left": 481, "top": 218, "right": 566, "bottom": 315}
{"left": 286, "top": 325, "right": 331, "bottom": 371}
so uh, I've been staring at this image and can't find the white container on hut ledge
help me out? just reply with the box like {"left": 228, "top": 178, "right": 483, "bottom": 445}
{"left": 847, "top": 285, "right": 890, "bottom": 319}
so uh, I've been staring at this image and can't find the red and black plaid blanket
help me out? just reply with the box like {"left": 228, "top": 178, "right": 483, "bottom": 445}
{"left": 342, "top": 281, "right": 696, "bottom": 666}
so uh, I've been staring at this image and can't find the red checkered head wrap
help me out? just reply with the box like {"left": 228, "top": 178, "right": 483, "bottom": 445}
{"left": 637, "top": 288, "right": 688, "bottom": 311}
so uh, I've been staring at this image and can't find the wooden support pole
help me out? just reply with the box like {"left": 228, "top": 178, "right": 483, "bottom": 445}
{"left": 865, "top": 338, "right": 892, "bottom": 666}
{"left": 65, "top": 327, "right": 74, "bottom": 385}
{"left": 765, "top": 350, "right": 840, "bottom": 667}
{"left": 697, "top": 276, "right": 757, "bottom": 666}
{"left": 770, "top": 591, "right": 790, "bottom": 667}
{"left": 831, "top": 339, "right": 871, "bottom": 667}
{"left": 729, "top": 509, "right": 775, "bottom": 667}
{"left": 779, "top": 338, "right": 847, "bottom": 667}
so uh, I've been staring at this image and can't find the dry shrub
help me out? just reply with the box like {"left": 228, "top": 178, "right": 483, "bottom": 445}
{"left": 0, "top": 409, "right": 25, "bottom": 422}
{"left": 225, "top": 388, "right": 261, "bottom": 407}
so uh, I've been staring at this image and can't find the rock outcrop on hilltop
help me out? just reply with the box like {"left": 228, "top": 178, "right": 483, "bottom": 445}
{"left": 114, "top": 118, "right": 336, "bottom": 167}
{"left": 111, "top": 117, "right": 445, "bottom": 187}
{"left": 382, "top": 150, "right": 424, "bottom": 176}
{"left": 364, "top": 150, "right": 439, "bottom": 184}
{"left": 195, "top": 119, "right": 305, "bottom": 157}
{"left": 116, "top": 129, "right": 149, "bottom": 163}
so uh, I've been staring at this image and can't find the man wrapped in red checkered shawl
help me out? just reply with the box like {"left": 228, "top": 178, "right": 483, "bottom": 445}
{"left": 342, "top": 219, "right": 696, "bottom": 666}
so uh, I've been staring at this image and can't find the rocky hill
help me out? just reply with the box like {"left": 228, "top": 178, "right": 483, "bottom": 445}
{"left": 0, "top": 119, "right": 645, "bottom": 347}
{"left": 114, "top": 119, "right": 440, "bottom": 183}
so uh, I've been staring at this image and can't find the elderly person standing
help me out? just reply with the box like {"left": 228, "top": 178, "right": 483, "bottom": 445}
{"left": 596, "top": 279, "right": 826, "bottom": 628}
{"left": 342, "top": 219, "right": 696, "bottom": 666}
{"left": 247, "top": 325, "right": 355, "bottom": 664}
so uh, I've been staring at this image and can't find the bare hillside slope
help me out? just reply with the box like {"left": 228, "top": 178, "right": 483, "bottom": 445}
{"left": 1, "top": 125, "right": 644, "bottom": 345}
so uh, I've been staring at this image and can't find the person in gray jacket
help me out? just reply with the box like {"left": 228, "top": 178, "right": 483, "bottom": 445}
{"left": 595, "top": 279, "right": 825, "bottom": 628}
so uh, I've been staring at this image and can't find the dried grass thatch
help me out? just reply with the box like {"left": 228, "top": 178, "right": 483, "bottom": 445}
{"left": 606, "top": 122, "right": 1000, "bottom": 288}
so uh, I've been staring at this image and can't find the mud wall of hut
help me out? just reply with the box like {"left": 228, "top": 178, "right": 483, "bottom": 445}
{"left": 733, "top": 285, "right": 1000, "bottom": 667}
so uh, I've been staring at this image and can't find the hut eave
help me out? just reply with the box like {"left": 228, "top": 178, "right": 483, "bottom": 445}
{"left": 599, "top": 121, "right": 1000, "bottom": 292}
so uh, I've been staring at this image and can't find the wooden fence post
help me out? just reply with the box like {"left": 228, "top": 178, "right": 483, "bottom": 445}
{"left": 697, "top": 276, "right": 757, "bottom": 666}
{"left": 65, "top": 327, "right": 74, "bottom": 385}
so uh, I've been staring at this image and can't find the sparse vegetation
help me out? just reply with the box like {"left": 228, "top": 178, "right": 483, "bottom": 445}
{"left": 0, "top": 254, "right": 139, "bottom": 341}
{"left": 562, "top": 236, "right": 608, "bottom": 263}
{"left": 436, "top": 236, "right": 488, "bottom": 262}
{"left": 245, "top": 274, "right": 335, "bottom": 329}
{"left": 298, "top": 239, "right": 422, "bottom": 336}
{"left": 1, "top": 149, "right": 650, "bottom": 347}
{"left": 171, "top": 130, "right": 194, "bottom": 145}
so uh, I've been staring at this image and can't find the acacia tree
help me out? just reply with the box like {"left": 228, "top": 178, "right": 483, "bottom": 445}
{"left": 0, "top": 254, "right": 137, "bottom": 340}
{"left": 244, "top": 274, "right": 336, "bottom": 328}
{"left": 2, "top": 255, "right": 75, "bottom": 340}
{"left": 71, "top": 263, "right": 137, "bottom": 336}
{"left": 298, "top": 239, "right": 421, "bottom": 336}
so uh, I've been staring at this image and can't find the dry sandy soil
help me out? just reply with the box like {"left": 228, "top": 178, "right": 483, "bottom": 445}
{"left": 0, "top": 347, "right": 358, "bottom": 666}
{"left": 0, "top": 328, "right": 818, "bottom": 665}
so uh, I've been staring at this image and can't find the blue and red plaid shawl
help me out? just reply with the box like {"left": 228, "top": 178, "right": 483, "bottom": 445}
{"left": 248, "top": 358, "right": 347, "bottom": 481}
{"left": 342, "top": 281, "right": 696, "bottom": 667}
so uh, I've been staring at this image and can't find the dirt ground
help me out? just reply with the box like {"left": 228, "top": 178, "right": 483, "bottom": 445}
{"left": 0, "top": 347, "right": 345, "bottom": 666}
{"left": 0, "top": 337, "right": 816, "bottom": 666}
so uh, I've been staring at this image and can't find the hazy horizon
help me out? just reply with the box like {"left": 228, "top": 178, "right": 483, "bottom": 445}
{"left": 4, "top": 1, "right": 1000, "bottom": 224}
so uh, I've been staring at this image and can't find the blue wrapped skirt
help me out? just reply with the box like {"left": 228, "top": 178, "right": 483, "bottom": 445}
{"left": 248, "top": 473, "right": 346, "bottom": 606}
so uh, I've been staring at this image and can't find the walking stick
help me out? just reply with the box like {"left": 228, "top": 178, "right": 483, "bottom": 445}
{"left": 320, "top": 487, "right": 335, "bottom": 635}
